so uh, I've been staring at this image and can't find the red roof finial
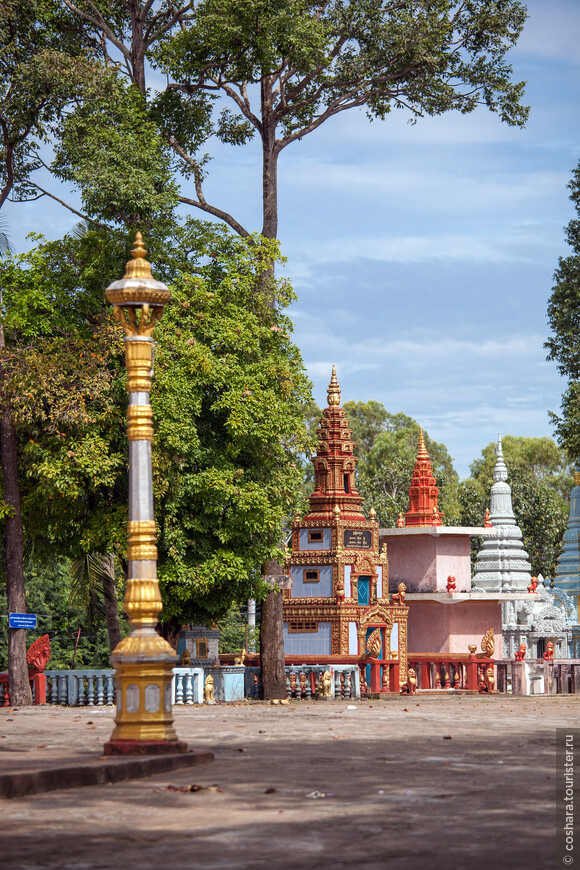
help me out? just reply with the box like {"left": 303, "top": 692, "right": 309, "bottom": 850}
{"left": 403, "top": 428, "right": 443, "bottom": 527}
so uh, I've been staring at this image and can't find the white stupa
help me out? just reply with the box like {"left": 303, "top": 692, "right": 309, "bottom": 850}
{"left": 472, "top": 435, "right": 532, "bottom": 592}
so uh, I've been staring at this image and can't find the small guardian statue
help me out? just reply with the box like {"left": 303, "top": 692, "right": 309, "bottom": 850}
{"left": 400, "top": 667, "right": 418, "bottom": 695}
{"left": 392, "top": 582, "right": 407, "bottom": 605}
{"left": 204, "top": 674, "right": 216, "bottom": 704}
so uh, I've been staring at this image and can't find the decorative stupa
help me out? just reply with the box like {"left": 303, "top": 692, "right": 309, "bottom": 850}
{"left": 472, "top": 435, "right": 532, "bottom": 592}
{"left": 283, "top": 366, "right": 409, "bottom": 689}
{"left": 403, "top": 429, "right": 442, "bottom": 526}
{"left": 553, "top": 460, "right": 580, "bottom": 622}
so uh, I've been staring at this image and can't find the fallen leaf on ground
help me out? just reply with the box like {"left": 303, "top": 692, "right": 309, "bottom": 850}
{"left": 443, "top": 735, "right": 452, "bottom": 740}
{"left": 305, "top": 791, "right": 326, "bottom": 799}
{"left": 264, "top": 788, "right": 277, "bottom": 794}
{"left": 237, "top": 747, "right": 246, "bottom": 752}
{"left": 36, "top": 744, "right": 47, "bottom": 749}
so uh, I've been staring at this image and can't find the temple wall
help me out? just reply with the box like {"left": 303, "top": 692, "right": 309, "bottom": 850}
{"left": 283, "top": 621, "right": 332, "bottom": 655}
{"left": 407, "top": 601, "right": 502, "bottom": 654}
{"left": 290, "top": 564, "right": 333, "bottom": 597}
{"left": 299, "top": 529, "right": 332, "bottom": 551}
{"left": 385, "top": 535, "right": 471, "bottom": 593}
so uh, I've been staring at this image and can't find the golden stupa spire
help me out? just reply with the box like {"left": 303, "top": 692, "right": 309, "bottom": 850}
{"left": 124, "top": 232, "right": 153, "bottom": 280}
{"left": 327, "top": 364, "right": 341, "bottom": 406}
{"left": 417, "top": 427, "right": 429, "bottom": 459}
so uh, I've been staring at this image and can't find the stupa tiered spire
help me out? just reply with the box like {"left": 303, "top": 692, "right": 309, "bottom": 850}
{"left": 403, "top": 429, "right": 442, "bottom": 527}
{"left": 472, "top": 435, "right": 531, "bottom": 592}
{"left": 304, "top": 366, "right": 365, "bottom": 522}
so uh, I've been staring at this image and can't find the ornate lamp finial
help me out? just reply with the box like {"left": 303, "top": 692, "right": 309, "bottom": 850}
{"left": 123, "top": 232, "right": 153, "bottom": 280}
{"left": 327, "top": 365, "right": 341, "bottom": 407}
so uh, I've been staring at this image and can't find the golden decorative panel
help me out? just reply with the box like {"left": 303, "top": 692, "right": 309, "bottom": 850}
{"left": 127, "top": 405, "right": 154, "bottom": 441}
{"left": 127, "top": 520, "right": 158, "bottom": 562}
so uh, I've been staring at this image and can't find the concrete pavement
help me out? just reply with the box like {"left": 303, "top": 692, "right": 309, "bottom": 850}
{"left": 0, "top": 694, "right": 576, "bottom": 869}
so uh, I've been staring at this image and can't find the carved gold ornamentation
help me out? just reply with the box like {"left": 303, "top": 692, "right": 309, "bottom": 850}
{"left": 124, "top": 339, "right": 154, "bottom": 393}
{"left": 127, "top": 405, "right": 154, "bottom": 441}
{"left": 127, "top": 520, "right": 158, "bottom": 562}
{"left": 327, "top": 364, "right": 341, "bottom": 406}
{"left": 400, "top": 667, "right": 417, "bottom": 695}
{"left": 477, "top": 628, "right": 495, "bottom": 658}
{"left": 123, "top": 577, "right": 163, "bottom": 626}
{"left": 106, "top": 233, "right": 171, "bottom": 311}
{"left": 366, "top": 628, "right": 382, "bottom": 658}
{"left": 234, "top": 648, "right": 247, "bottom": 666}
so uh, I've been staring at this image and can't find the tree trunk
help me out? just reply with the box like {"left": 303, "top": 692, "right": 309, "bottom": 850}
{"left": 159, "top": 615, "right": 183, "bottom": 652}
{"left": 102, "top": 555, "right": 122, "bottom": 652}
{"left": 261, "top": 77, "right": 278, "bottom": 241}
{"left": 1, "top": 407, "right": 32, "bottom": 706}
{"left": 260, "top": 560, "right": 287, "bottom": 700}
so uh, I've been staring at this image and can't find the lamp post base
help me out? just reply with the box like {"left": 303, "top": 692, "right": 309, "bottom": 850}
{"left": 103, "top": 738, "right": 189, "bottom": 756}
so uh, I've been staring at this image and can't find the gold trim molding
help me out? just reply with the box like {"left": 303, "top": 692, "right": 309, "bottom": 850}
{"left": 127, "top": 520, "right": 158, "bottom": 562}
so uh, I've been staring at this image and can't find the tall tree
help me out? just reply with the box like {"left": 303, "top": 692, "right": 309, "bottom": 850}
{"left": 546, "top": 160, "right": 580, "bottom": 459}
{"left": 34, "top": 1, "right": 529, "bottom": 240}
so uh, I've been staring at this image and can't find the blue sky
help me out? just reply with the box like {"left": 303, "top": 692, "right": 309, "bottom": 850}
{"left": 6, "top": 0, "right": 580, "bottom": 477}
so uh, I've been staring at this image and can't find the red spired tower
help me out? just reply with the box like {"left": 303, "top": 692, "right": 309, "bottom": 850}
{"left": 283, "top": 366, "right": 409, "bottom": 693}
{"left": 304, "top": 365, "right": 365, "bottom": 523}
{"left": 404, "top": 429, "right": 443, "bottom": 527}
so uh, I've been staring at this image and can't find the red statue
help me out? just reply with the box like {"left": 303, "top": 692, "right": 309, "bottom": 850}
{"left": 399, "top": 668, "right": 417, "bottom": 695}
{"left": 396, "top": 513, "right": 405, "bottom": 528}
{"left": 446, "top": 575, "right": 456, "bottom": 593}
{"left": 484, "top": 508, "right": 492, "bottom": 528}
{"left": 527, "top": 577, "right": 538, "bottom": 594}
{"left": 515, "top": 643, "right": 526, "bottom": 661}
{"left": 543, "top": 641, "right": 555, "bottom": 661}
{"left": 26, "top": 635, "right": 51, "bottom": 676}
{"left": 392, "top": 582, "right": 407, "bottom": 605}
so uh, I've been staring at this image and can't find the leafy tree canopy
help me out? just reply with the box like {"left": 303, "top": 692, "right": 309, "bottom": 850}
{"left": 0, "top": 222, "right": 312, "bottom": 626}
{"left": 546, "top": 160, "right": 580, "bottom": 458}
{"left": 469, "top": 435, "right": 573, "bottom": 498}
{"left": 9, "top": 0, "right": 529, "bottom": 239}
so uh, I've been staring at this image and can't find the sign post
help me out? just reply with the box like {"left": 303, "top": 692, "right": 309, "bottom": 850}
{"left": 9, "top": 613, "right": 37, "bottom": 630}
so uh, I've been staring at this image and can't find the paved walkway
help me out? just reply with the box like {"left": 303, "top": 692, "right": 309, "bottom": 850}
{"left": 0, "top": 694, "right": 576, "bottom": 869}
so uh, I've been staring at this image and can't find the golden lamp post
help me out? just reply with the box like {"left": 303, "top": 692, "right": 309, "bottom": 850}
{"left": 103, "top": 232, "right": 186, "bottom": 755}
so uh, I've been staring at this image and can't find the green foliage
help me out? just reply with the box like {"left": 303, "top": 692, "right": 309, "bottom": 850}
{"left": 155, "top": 0, "right": 529, "bottom": 134}
{"left": 0, "top": 556, "right": 127, "bottom": 671}
{"left": 151, "top": 230, "right": 312, "bottom": 623}
{"left": 337, "top": 400, "right": 459, "bottom": 527}
{"left": 34, "top": 0, "right": 529, "bottom": 239}
{"left": 546, "top": 160, "right": 580, "bottom": 458}
{"left": 469, "top": 436, "right": 573, "bottom": 499}
{"left": 217, "top": 603, "right": 259, "bottom": 654}
{"left": 0, "top": 0, "right": 103, "bottom": 206}
{"left": 0, "top": 223, "right": 312, "bottom": 626}
{"left": 52, "top": 78, "right": 181, "bottom": 228}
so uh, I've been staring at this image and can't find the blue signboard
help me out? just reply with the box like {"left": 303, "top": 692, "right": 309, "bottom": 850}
{"left": 9, "top": 613, "right": 37, "bottom": 630}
